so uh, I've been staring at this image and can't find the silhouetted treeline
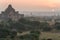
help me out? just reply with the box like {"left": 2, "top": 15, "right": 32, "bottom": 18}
{"left": 0, "top": 18, "right": 60, "bottom": 32}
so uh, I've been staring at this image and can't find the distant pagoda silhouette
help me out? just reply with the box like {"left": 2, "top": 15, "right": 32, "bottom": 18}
{"left": 0, "top": 4, "right": 24, "bottom": 21}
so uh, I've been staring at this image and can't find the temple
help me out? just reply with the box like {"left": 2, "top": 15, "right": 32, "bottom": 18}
{"left": 0, "top": 4, "right": 24, "bottom": 21}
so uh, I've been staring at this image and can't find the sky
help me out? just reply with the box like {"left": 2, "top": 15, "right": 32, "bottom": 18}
{"left": 0, "top": 0, "right": 60, "bottom": 11}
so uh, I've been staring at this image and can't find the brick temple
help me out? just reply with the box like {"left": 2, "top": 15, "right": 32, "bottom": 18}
{"left": 0, "top": 4, "right": 24, "bottom": 21}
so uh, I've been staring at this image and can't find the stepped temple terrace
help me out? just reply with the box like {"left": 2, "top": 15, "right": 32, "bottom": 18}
{"left": 0, "top": 4, "right": 24, "bottom": 21}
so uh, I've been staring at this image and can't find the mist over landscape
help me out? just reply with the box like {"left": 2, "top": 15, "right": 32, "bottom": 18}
{"left": 0, "top": 0, "right": 60, "bottom": 40}
{"left": 0, "top": 0, "right": 60, "bottom": 17}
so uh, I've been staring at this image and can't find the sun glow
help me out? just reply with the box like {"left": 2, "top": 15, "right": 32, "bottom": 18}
{"left": 0, "top": 0, "right": 60, "bottom": 10}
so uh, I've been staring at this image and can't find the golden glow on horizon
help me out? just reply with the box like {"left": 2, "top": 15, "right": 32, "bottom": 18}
{"left": 0, "top": 0, "right": 60, "bottom": 9}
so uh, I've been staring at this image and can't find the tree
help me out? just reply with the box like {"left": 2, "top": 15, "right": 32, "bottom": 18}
{"left": 55, "top": 22, "right": 60, "bottom": 30}
{"left": 42, "top": 26, "right": 52, "bottom": 32}
{"left": 0, "top": 29, "right": 10, "bottom": 38}
{"left": 9, "top": 31, "right": 17, "bottom": 38}
{"left": 30, "top": 30, "right": 41, "bottom": 40}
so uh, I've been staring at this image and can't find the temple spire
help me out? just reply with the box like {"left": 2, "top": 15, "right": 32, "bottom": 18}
{"left": 8, "top": 4, "right": 12, "bottom": 8}
{"left": 0, "top": 4, "right": 24, "bottom": 21}
{"left": 5, "top": 4, "right": 15, "bottom": 13}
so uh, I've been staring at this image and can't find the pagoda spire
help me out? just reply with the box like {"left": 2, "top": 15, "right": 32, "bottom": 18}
{"left": 8, "top": 4, "right": 12, "bottom": 8}
{"left": 5, "top": 4, "right": 15, "bottom": 13}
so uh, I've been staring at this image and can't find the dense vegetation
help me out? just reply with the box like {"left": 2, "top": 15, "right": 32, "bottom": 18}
{"left": 0, "top": 18, "right": 60, "bottom": 40}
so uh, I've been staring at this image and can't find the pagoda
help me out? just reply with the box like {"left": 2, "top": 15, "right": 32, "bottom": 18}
{"left": 0, "top": 4, "right": 24, "bottom": 21}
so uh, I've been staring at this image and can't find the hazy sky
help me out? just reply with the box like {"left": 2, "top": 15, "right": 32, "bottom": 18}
{"left": 0, "top": 0, "right": 60, "bottom": 11}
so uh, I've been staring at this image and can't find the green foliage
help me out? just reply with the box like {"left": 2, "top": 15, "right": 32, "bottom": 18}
{"left": 19, "top": 31, "right": 41, "bottom": 40}
{"left": 1, "top": 18, "right": 60, "bottom": 40}
{"left": 10, "top": 31, "right": 17, "bottom": 38}
{"left": 30, "top": 31, "right": 41, "bottom": 40}
{"left": 42, "top": 39, "right": 46, "bottom": 40}
{"left": 42, "top": 27, "right": 52, "bottom": 32}
{"left": 0, "top": 29, "right": 10, "bottom": 38}
{"left": 55, "top": 22, "right": 60, "bottom": 30}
